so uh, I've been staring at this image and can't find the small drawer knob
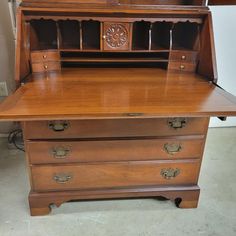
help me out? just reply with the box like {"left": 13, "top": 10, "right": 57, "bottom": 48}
{"left": 181, "top": 55, "right": 186, "bottom": 60}
{"left": 44, "top": 65, "right": 48, "bottom": 69}
{"left": 161, "top": 168, "right": 180, "bottom": 180}
{"left": 102, "top": 35, "right": 106, "bottom": 39}
{"left": 180, "top": 65, "right": 185, "bottom": 70}
{"left": 53, "top": 173, "right": 72, "bottom": 184}
{"left": 43, "top": 55, "right": 47, "bottom": 59}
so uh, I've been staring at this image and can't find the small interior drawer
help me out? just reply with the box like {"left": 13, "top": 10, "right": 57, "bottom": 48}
{"left": 31, "top": 50, "right": 60, "bottom": 63}
{"left": 169, "top": 51, "right": 198, "bottom": 63}
{"left": 27, "top": 138, "right": 205, "bottom": 164}
{"left": 31, "top": 160, "right": 200, "bottom": 191}
{"left": 168, "top": 62, "right": 197, "bottom": 72}
{"left": 23, "top": 118, "right": 209, "bottom": 140}
{"left": 31, "top": 62, "right": 61, "bottom": 73}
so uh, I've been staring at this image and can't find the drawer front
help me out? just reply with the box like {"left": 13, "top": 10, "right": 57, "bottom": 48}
{"left": 23, "top": 118, "right": 209, "bottom": 139}
{"left": 31, "top": 160, "right": 200, "bottom": 191}
{"left": 32, "top": 62, "right": 61, "bottom": 73}
{"left": 27, "top": 138, "right": 204, "bottom": 164}
{"left": 31, "top": 50, "right": 60, "bottom": 63}
{"left": 168, "top": 62, "right": 196, "bottom": 72}
{"left": 169, "top": 51, "right": 198, "bottom": 63}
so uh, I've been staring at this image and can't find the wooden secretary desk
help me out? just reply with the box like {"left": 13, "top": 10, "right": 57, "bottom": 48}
{"left": 1, "top": 0, "right": 236, "bottom": 216}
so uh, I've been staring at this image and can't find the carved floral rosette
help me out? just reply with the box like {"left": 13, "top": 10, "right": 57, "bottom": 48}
{"left": 105, "top": 24, "right": 128, "bottom": 48}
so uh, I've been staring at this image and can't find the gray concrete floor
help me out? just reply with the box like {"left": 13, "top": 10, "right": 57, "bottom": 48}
{"left": 0, "top": 128, "right": 236, "bottom": 236}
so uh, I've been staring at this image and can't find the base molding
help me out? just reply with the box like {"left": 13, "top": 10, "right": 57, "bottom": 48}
{"left": 29, "top": 185, "right": 200, "bottom": 216}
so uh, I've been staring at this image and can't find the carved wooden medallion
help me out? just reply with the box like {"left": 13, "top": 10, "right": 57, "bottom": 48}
{"left": 105, "top": 24, "right": 128, "bottom": 48}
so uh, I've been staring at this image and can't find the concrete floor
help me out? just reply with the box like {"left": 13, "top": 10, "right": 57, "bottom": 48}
{"left": 0, "top": 128, "right": 236, "bottom": 236}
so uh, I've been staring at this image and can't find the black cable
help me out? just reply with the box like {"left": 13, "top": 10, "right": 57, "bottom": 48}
{"left": 8, "top": 129, "right": 25, "bottom": 152}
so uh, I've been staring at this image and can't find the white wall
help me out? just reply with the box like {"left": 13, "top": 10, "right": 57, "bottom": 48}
{"left": 210, "top": 6, "right": 236, "bottom": 127}
{"left": 0, "top": 1, "right": 16, "bottom": 134}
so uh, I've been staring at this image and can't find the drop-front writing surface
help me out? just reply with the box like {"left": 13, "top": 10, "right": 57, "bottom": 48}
{"left": 1, "top": 68, "right": 236, "bottom": 120}
{"left": 0, "top": 0, "right": 236, "bottom": 216}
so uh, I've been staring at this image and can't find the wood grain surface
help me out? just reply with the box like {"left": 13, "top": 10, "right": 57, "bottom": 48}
{"left": 1, "top": 68, "right": 236, "bottom": 120}
{"left": 31, "top": 160, "right": 200, "bottom": 191}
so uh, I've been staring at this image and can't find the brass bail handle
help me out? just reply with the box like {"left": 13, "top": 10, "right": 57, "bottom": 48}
{"left": 53, "top": 173, "right": 72, "bottom": 184}
{"left": 52, "top": 147, "right": 71, "bottom": 159}
{"left": 48, "top": 121, "right": 70, "bottom": 132}
{"left": 161, "top": 168, "right": 180, "bottom": 180}
{"left": 164, "top": 143, "right": 182, "bottom": 155}
{"left": 168, "top": 118, "right": 187, "bottom": 129}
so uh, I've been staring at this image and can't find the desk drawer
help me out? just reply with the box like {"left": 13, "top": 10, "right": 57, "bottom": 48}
{"left": 168, "top": 62, "right": 197, "bottom": 72}
{"left": 23, "top": 118, "right": 209, "bottom": 140}
{"left": 27, "top": 138, "right": 204, "bottom": 164}
{"left": 31, "top": 50, "right": 60, "bottom": 63}
{"left": 169, "top": 51, "right": 198, "bottom": 63}
{"left": 31, "top": 160, "right": 200, "bottom": 191}
{"left": 32, "top": 62, "right": 61, "bottom": 73}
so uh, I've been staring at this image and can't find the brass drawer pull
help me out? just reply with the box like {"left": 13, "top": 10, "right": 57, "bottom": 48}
{"left": 164, "top": 143, "right": 182, "bottom": 155}
{"left": 44, "top": 65, "right": 48, "bottom": 69}
{"left": 43, "top": 55, "right": 47, "bottom": 59}
{"left": 48, "top": 121, "right": 70, "bottom": 132}
{"left": 168, "top": 118, "right": 187, "bottom": 129}
{"left": 53, "top": 173, "right": 72, "bottom": 184}
{"left": 161, "top": 168, "right": 180, "bottom": 180}
{"left": 51, "top": 147, "right": 71, "bottom": 159}
{"left": 180, "top": 65, "right": 185, "bottom": 70}
{"left": 181, "top": 55, "right": 186, "bottom": 60}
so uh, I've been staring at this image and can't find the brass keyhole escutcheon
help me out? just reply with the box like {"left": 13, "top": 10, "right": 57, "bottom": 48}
{"left": 161, "top": 168, "right": 180, "bottom": 180}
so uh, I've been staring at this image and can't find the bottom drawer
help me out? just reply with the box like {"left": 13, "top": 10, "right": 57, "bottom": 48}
{"left": 31, "top": 160, "right": 200, "bottom": 192}
{"left": 168, "top": 62, "right": 196, "bottom": 72}
{"left": 32, "top": 62, "right": 61, "bottom": 73}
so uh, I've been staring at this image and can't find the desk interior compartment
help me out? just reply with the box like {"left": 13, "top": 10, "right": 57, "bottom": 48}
{"left": 58, "top": 20, "right": 81, "bottom": 49}
{"left": 30, "top": 20, "right": 58, "bottom": 51}
{"left": 82, "top": 20, "right": 101, "bottom": 50}
{"left": 132, "top": 21, "right": 151, "bottom": 50}
{"left": 172, "top": 22, "right": 200, "bottom": 50}
{"left": 151, "top": 22, "right": 172, "bottom": 50}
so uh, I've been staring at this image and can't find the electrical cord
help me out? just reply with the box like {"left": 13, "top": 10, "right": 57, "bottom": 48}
{"left": 8, "top": 129, "right": 25, "bottom": 152}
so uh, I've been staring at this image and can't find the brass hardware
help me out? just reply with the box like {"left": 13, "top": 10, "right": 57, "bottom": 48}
{"left": 48, "top": 121, "right": 70, "bottom": 132}
{"left": 44, "top": 65, "right": 48, "bottom": 69}
{"left": 168, "top": 118, "right": 187, "bottom": 129}
{"left": 51, "top": 147, "right": 70, "bottom": 159}
{"left": 125, "top": 113, "right": 144, "bottom": 117}
{"left": 164, "top": 143, "right": 182, "bottom": 155}
{"left": 181, "top": 55, "right": 186, "bottom": 60}
{"left": 43, "top": 55, "right": 47, "bottom": 59}
{"left": 53, "top": 173, "right": 72, "bottom": 184}
{"left": 102, "top": 35, "right": 106, "bottom": 39}
{"left": 180, "top": 65, "right": 185, "bottom": 70}
{"left": 161, "top": 168, "right": 180, "bottom": 180}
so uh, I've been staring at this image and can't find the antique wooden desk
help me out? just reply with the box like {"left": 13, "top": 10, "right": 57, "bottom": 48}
{"left": 1, "top": 0, "right": 236, "bottom": 216}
